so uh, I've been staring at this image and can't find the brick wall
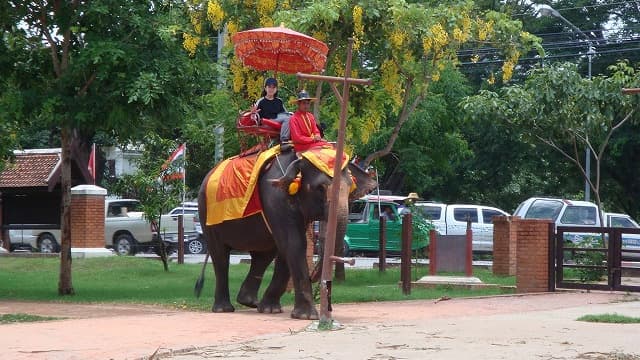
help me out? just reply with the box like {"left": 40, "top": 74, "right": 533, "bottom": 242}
{"left": 71, "top": 185, "right": 106, "bottom": 248}
{"left": 493, "top": 216, "right": 518, "bottom": 276}
{"left": 515, "top": 218, "right": 552, "bottom": 293}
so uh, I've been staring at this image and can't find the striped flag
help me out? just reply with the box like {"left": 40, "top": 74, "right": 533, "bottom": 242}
{"left": 162, "top": 143, "right": 186, "bottom": 181}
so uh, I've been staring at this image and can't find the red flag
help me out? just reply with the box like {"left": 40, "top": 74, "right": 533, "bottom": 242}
{"left": 88, "top": 143, "right": 96, "bottom": 185}
{"left": 162, "top": 143, "right": 186, "bottom": 181}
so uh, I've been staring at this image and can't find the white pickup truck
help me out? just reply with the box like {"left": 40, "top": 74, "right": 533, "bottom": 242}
{"left": 9, "top": 199, "right": 197, "bottom": 255}
{"left": 413, "top": 202, "right": 510, "bottom": 253}
{"left": 513, "top": 197, "right": 640, "bottom": 259}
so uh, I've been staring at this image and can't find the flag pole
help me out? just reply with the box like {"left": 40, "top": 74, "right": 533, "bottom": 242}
{"left": 181, "top": 144, "right": 187, "bottom": 227}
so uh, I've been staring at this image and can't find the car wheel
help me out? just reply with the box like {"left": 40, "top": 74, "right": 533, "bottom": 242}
{"left": 114, "top": 234, "right": 136, "bottom": 256}
{"left": 186, "top": 237, "right": 206, "bottom": 254}
{"left": 38, "top": 233, "right": 59, "bottom": 253}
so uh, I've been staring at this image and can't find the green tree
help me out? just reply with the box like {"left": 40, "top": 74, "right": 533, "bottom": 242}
{"left": 462, "top": 61, "right": 640, "bottom": 219}
{"left": 184, "top": 1, "right": 541, "bottom": 168}
{"left": 2, "top": 1, "right": 214, "bottom": 294}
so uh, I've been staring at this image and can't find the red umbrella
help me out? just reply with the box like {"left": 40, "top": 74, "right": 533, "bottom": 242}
{"left": 231, "top": 25, "right": 329, "bottom": 74}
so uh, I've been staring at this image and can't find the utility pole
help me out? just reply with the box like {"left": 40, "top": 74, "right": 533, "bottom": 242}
{"left": 539, "top": 4, "right": 595, "bottom": 201}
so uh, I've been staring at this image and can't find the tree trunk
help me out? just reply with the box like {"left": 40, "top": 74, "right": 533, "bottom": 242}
{"left": 58, "top": 127, "right": 74, "bottom": 295}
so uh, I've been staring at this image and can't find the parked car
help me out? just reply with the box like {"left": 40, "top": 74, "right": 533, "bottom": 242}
{"left": 8, "top": 228, "right": 60, "bottom": 253}
{"left": 604, "top": 212, "right": 640, "bottom": 260}
{"left": 513, "top": 197, "right": 601, "bottom": 246}
{"left": 513, "top": 197, "right": 599, "bottom": 227}
{"left": 344, "top": 195, "right": 429, "bottom": 255}
{"left": 513, "top": 197, "right": 640, "bottom": 260}
{"left": 164, "top": 202, "right": 206, "bottom": 254}
{"left": 7, "top": 199, "right": 199, "bottom": 255}
{"left": 413, "top": 202, "right": 509, "bottom": 253}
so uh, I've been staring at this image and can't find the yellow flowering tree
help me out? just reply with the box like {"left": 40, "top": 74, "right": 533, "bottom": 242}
{"left": 184, "top": 0, "right": 542, "bottom": 166}
{"left": 265, "top": 0, "right": 540, "bottom": 166}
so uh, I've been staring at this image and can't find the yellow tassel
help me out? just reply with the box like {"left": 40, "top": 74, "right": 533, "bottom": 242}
{"left": 288, "top": 177, "right": 301, "bottom": 195}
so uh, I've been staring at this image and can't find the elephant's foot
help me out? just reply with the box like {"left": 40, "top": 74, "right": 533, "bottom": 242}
{"left": 212, "top": 301, "right": 235, "bottom": 313}
{"left": 237, "top": 293, "right": 259, "bottom": 308}
{"left": 257, "top": 300, "right": 283, "bottom": 314}
{"left": 290, "top": 304, "right": 319, "bottom": 320}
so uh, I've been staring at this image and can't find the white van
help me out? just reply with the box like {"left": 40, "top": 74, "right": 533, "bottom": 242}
{"left": 414, "top": 202, "right": 509, "bottom": 253}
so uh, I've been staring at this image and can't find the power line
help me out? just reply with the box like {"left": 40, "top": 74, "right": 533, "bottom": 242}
{"left": 512, "top": 1, "right": 640, "bottom": 17}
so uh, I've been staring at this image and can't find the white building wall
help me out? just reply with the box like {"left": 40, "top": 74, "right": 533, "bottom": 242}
{"left": 102, "top": 145, "right": 143, "bottom": 177}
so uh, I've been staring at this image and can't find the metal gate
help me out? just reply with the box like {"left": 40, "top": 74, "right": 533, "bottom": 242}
{"left": 550, "top": 226, "right": 640, "bottom": 292}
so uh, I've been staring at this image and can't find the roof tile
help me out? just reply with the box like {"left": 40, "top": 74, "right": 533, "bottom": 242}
{"left": 0, "top": 153, "right": 61, "bottom": 188}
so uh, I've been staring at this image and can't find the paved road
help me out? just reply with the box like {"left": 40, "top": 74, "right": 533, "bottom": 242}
{"left": 2, "top": 292, "right": 639, "bottom": 360}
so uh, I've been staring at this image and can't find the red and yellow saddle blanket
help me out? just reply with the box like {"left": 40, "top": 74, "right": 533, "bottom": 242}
{"left": 205, "top": 145, "right": 349, "bottom": 226}
{"left": 299, "top": 146, "right": 349, "bottom": 178}
{"left": 205, "top": 146, "right": 280, "bottom": 226}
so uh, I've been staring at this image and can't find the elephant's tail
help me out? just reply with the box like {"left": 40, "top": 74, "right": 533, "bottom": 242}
{"left": 194, "top": 252, "right": 209, "bottom": 298}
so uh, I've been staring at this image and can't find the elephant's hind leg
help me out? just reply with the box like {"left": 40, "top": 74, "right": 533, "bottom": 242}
{"left": 211, "top": 243, "right": 235, "bottom": 313}
{"left": 237, "top": 249, "right": 276, "bottom": 308}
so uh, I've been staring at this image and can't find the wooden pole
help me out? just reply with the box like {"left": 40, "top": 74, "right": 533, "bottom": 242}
{"left": 296, "top": 39, "right": 372, "bottom": 327}
{"left": 401, "top": 213, "right": 412, "bottom": 295}
{"left": 378, "top": 217, "right": 387, "bottom": 272}
{"left": 318, "top": 38, "right": 353, "bottom": 327}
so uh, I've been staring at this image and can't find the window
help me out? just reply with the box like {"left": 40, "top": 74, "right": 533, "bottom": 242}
{"left": 453, "top": 208, "right": 478, "bottom": 223}
{"left": 348, "top": 201, "right": 367, "bottom": 223}
{"left": 525, "top": 199, "right": 563, "bottom": 220}
{"left": 482, "top": 209, "right": 503, "bottom": 224}
{"left": 418, "top": 206, "right": 443, "bottom": 221}
{"left": 610, "top": 216, "right": 638, "bottom": 228}
{"left": 560, "top": 206, "right": 596, "bottom": 225}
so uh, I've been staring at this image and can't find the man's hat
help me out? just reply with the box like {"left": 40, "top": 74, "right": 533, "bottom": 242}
{"left": 265, "top": 77, "right": 278, "bottom": 87}
{"left": 405, "top": 192, "right": 422, "bottom": 201}
{"left": 296, "top": 90, "right": 316, "bottom": 102}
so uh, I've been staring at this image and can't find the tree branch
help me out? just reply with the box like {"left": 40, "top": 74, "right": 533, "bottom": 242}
{"left": 363, "top": 77, "right": 427, "bottom": 167}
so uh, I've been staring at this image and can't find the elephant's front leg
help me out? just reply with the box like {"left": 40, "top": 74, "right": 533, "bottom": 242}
{"left": 237, "top": 249, "right": 276, "bottom": 308}
{"left": 288, "top": 249, "right": 319, "bottom": 320}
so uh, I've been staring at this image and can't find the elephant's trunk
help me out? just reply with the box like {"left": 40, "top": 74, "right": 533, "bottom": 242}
{"left": 332, "top": 178, "right": 350, "bottom": 281}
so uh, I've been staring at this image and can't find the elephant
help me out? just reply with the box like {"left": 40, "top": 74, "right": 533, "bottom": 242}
{"left": 196, "top": 148, "right": 376, "bottom": 319}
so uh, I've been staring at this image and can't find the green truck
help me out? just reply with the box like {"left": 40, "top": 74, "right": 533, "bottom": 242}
{"left": 344, "top": 195, "right": 429, "bottom": 255}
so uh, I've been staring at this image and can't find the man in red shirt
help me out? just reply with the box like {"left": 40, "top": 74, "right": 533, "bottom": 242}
{"left": 289, "top": 90, "right": 328, "bottom": 152}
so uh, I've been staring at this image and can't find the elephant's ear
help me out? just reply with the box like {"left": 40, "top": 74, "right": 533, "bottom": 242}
{"left": 348, "top": 163, "right": 378, "bottom": 201}
{"left": 269, "top": 158, "right": 302, "bottom": 191}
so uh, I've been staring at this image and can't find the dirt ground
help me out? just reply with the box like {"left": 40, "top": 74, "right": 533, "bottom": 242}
{"left": 1, "top": 291, "right": 640, "bottom": 360}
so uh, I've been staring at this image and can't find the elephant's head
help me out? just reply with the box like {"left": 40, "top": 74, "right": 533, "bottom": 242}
{"left": 270, "top": 157, "right": 376, "bottom": 221}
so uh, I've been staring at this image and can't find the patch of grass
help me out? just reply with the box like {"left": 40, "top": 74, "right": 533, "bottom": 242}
{"left": 0, "top": 313, "right": 61, "bottom": 324}
{"left": 0, "top": 257, "right": 515, "bottom": 311}
{"left": 577, "top": 313, "right": 640, "bottom": 323}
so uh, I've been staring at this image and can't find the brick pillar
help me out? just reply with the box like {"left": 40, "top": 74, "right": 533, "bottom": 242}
{"left": 71, "top": 185, "right": 107, "bottom": 248}
{"left": 515, "top": 218, "right": 552, "bottom": 293}
{"left": 492, "top": 216, "right": 519, "bottom": 276}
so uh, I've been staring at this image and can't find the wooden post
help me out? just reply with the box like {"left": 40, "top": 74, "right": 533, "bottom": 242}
{"left": 297, "top": 38, "right": 372, "bottom": 326}
{"left": 465, "top": 225, "right": 473, "bottom": 277}
{"left": 429, "top": 229, "right": 437, "bottom": 275}
{"left": 378, "top": 217, "right": 387, "bottom": 272}
{"left": 177, "top": 214, "right": 184, "bottom": 264}
{"left": 401, "top": 213, "right": 412, "bottom": 295}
